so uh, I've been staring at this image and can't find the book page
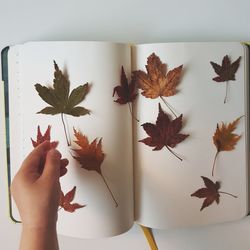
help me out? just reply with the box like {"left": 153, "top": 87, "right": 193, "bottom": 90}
{"left": 8, "top": 41, "right": 134, "bottom": 238}
{"left": 132, "top": 42, "right": 248, "bottom": 229}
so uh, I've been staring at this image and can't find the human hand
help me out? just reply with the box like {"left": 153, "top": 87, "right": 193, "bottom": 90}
{"left": 11, "top": 141, "right": 69, "bottom": 230}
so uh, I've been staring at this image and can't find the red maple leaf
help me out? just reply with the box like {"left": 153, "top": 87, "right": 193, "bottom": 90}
{"left": 191, "top": 176, "right": 237, "bottom": 211}
{"left": 210, "top": 55, "right": 241, "bottom": 103}
{"left": 139, "top": 103, "right": 189, "bottom": 161}
{"left": 59, "top": 186, "right": 85, "bottom": 213}
{"left": 113, "top": 66, "right": 137, "bottom": 104}
{"left": 31, "top": 125, "right": 58, "bottom": 149}
{"left": 113, "top": 66, "right": 138, "bottom": 121}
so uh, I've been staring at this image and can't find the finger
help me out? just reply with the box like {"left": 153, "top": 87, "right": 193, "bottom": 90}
{"left": 19, "top": 141, "right": 50, "bottom": 173}
{"left": 60, "top": 167, "right": 68, "bottom": 177}
{"left": 41, "top": 149, "right": 61, "bottom": 181}
{"left": 60, "top": 158, "right": 69, "bottom": 168}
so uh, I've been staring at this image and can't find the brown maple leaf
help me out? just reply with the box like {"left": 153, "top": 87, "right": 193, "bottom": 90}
{"left": 139, "top": 103, "right": 189, "bottom": 161}
{"left": 210, "top": 55, "right": 241, "bottom": 103}
{"left": 59, "top": 186, "right": 85, "bottom": 213}
{"left": 133, "top": 53, "right": 183, "bottom": 117}
{"left": 191, "top": 176, "right": 237, "bottom": 211}
{"left": 113, "top": 66, "right": 138, "bottom": 122}
{"left": 212, "top": 116, "right": 242, "bottom": 176}
{"left": 72, "top": 128, "right": 118, "bottom": 207}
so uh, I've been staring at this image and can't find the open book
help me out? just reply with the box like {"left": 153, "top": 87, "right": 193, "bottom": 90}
{"left": 2, "top": 41, "right": 249, "bottom": 239}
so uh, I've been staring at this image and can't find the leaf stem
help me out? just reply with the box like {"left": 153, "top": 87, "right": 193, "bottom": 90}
{"left": 219, "top": 191, "right": 237, "bottom": 198}
{"left": 128, "top": 103, "right": 139, "bottom": 122}
{"left": 100, "top": 173, "right": 118, "bottom": 207}
{"left": 61, "top": 113, "right": 70, "bottom": 146}
{"left": 212, "top": 150, "right": 219, "bottom": 177}
{"left": 160, "top": 96, "right": 177, "bottom": 118}
{"left": 165, "top": 146, "right": 182, "bottom": 161}
{"left": 224, "top": 81, "right": 229, "bottom": 104}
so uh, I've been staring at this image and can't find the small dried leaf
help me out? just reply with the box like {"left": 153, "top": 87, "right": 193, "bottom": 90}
{"left": 210, "top": 55, "right": 241, "bottom": 82}
{"left": 113, "top": 66, "right": 137, "bottom": 104}
{"left": 59, "top": 186, "right": 85, "bottom": 213}
{"left": 191, "top": 176, "right": 236, "bottom": 211}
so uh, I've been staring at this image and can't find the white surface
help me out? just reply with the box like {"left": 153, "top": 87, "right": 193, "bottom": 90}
{"left": 133, "top": 43, "right": 248, "bottom": 228}
{"left": 8, "top": 42, "right": 134, "bottom": 238}
{"left": 0, "top": 0, "right": 250, "bottom": 249}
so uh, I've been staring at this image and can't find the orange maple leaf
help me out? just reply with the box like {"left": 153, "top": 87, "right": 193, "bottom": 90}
{"left": 212, "top": 116, "right": 242, "bottom": 176}
{"left": 72, "top": 128, "right": 104, "bottom": 174}
{"left": 72, "top": 128, "right": 118, "bottom": 207}
{"left": 133, "top": 53, "right": 183, "bottom": 117}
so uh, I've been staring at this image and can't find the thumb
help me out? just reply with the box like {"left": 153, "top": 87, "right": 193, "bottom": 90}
{"left": 42, "top": 149, "right": 61, "bottom": 181}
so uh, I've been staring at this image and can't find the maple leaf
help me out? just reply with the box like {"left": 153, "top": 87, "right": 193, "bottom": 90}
{"left": 139, "top": 103, "right": 189, "bottom": 161}
{"left": 210, "top": 55, "right": 241, "bottom": 103}
{"left": 35, "top": 61, "right": 90, "bottom": 145}
{"left": 191, "top": 176, "right": 237, "bottom": 211}
{"left": 133, "top": 53, "right": 183, "bottom": 117}
{"left": 113, "top": 66, "right": 138, "bottom": 122}
{"left": 212, "top": 116, "right": 242, "bottom": 176}
{"left": 31, "top": 125, "right": 58, "bottom": 149}
{"left": 31, "top": 125, "right": 58, "bottom": 175}
{"left": 59, "top": 186, "right": 85, "bottom": 213}
{"left": 72, "top": 128, "right": 118, "bottom": 207}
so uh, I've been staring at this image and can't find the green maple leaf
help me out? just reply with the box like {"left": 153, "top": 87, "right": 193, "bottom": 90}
{"left": 35, "top": 61, "right": 90, "bottom": 116}
{"left": 35, "top": 61, "right": 90, "bottom": 145}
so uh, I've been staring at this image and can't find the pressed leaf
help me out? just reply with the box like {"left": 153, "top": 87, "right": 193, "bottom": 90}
{"left": 113, "top": 66, "right": 138, "bottom": 121}
{"left": 133, "top": 53, "right": 183, "bottom": 117}
{"left": 59, "top": 186, "right": 85, "bottom": 213}
{"left": 35, "top": 61, "right": 90, "bottom": 145}
{"left": 139, "top": 103, "right": 189, "bottom": 161}
{"left": 210, "top": 55, "right": 241, "bottom": 103}
{"left": 31, "top": 125, "right": 58, "bottom": 149}
{"left": 191, "top": 176, "right": 237, "bottom": 211}
{"left": 212, "top": 116, "right": 242, "bottom": 176}
{"left": 72, "top": 128, "right": 118, "bottom": 207}
{"left": 31, "top": 125, "right": 58, "bottom": 174}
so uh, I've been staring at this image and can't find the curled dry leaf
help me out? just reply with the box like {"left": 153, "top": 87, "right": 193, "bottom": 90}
{"left": 191, "top": 176, "right": 237, "bottom": 211}
{"left": 72, "top": 128, "right": 118, "bottom": 207}
{"left": 133, "top": 53, "right": 183, "bottom": 117}
{"left": 35, "top": 61, "right": 90, "bottom": 145}
{"left": 212, "top": 116, "right": 242, "bottom": 176}
{"left": 113, "top": 66, "right": 138, "bottom": 121}
{"left": 139, "top": 103, "right": 189, "bottom": 161}
{"left": 59, "top": 186, "right": 85, "bottom": 213}
{"left": 210, "top": 55, "right": 241, "bottom": 103}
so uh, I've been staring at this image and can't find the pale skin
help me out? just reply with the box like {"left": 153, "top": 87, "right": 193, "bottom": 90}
{"left": 11, "top": 141, "right": 69, "bottom": 250}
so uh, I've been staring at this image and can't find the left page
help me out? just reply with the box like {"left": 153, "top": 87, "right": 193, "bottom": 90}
{"left": 7, "top": 41, "right": 134, "bottom": 238}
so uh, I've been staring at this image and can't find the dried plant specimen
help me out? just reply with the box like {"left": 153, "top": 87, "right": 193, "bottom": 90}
{"left": 72, "top": 128, "right": 118, "bottom": 207}
{"left": 139, "top": 103, "right": 189, "bottom": 161}
{"left": 113, "top": 66, "right": 138, "bottom": 121}
{"left": 59, "top": 186, "right": 85, "bottom": 213}
{"left": 210, "top": 55, "right": 241, "bottom": 103}
{"left": 35, "top": 61, "right": 90, "bottom": 145}
{"left": 212, "top": 116, "right": 242, "bottom": 176}
{"left": 31, "top": 125, "right": 58, "bottom": 174}
{"left": 31, "top": 125, "right": 58, "bottom": 149}
{"left": 133, "top": 53, "right": 183, "bottom": 117}
{"left": 191, "top": 176, "right": 237, "bottom": 211}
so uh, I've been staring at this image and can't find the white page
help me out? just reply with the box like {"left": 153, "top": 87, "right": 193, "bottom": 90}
{"left": 132, "top": 42, "right": 248, "bottom": 229}
{"left": 8, "top": 41, "right": 134, "bottom": 238}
